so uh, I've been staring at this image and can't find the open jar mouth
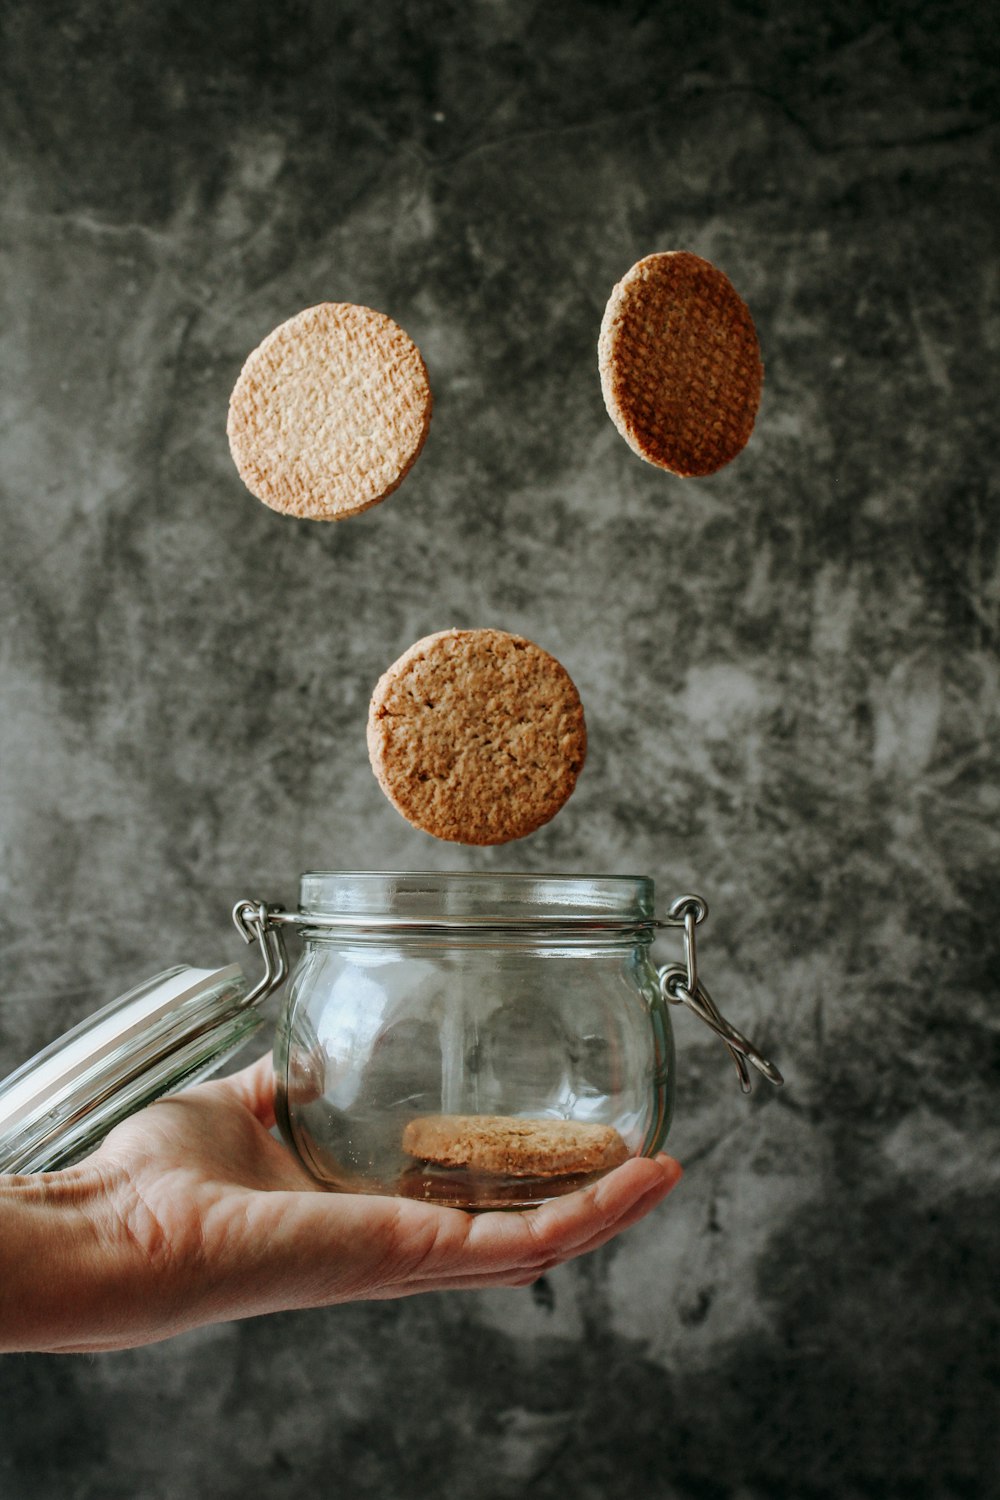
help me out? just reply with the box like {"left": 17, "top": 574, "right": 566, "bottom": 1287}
{"left": 292, "top": 870, "right": 662, "bottom": 935}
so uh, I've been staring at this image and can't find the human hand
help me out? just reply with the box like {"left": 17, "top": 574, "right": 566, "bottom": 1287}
{"left": 0, "top": 1055, "right": 681, "bottom": 1353}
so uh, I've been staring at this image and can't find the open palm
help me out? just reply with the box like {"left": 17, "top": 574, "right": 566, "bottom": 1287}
{"left": 65, "top": 1054, "right": 682, "bottom": 1351}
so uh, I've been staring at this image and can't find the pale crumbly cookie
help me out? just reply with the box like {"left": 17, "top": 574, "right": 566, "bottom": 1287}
{"left": 599, "top": 251, "right": 763, "bottom": 478}
{"left": 227, "top": 302, "right": 432, "bottom": 520}
{"left": 401, "top": 1115, "right": 630, "bottom": 1178}
{"left": 366, "top": 628, "right": 587, "bottom": 846}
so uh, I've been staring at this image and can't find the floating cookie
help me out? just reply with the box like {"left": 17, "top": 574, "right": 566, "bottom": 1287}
{"left": 227, "top": 302, "right": 432, "bottom": 520}
{"left": 599, "top": 251, "right": 762, "bottom": 478}
{"left": 367, "top": 628, "right": 587, "bottom": 846}
{"left": 401, "top": 1115, "right": 629, "bottom": 1178}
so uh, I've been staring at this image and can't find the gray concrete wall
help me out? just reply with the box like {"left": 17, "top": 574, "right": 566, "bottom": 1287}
{"left": 1, "top": 3, "right": 997, "bottom": 1496}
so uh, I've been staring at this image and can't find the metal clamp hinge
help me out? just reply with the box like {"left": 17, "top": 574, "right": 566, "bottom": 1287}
{"left": 658, "top": 896, "right": 783, "bottom": 1094}
{"left": 231, "top": 899, "right": 291, "bottom": 1008}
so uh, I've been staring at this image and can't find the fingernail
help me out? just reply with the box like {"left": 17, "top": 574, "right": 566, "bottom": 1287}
{"left": 653, "top": 1153, "right": 683, "bottom": 1186}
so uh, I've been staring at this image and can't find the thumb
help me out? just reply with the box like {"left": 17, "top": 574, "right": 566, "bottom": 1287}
{"left": 206, "top": 1052, "right": 277, "bottom": 1129}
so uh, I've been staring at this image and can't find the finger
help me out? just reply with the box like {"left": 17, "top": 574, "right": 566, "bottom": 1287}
{"left": 202, "top": 1052, "right": 277, "bottom": 1128}
{"left": 525, "top": 1155, "right": 681, "bottom": 1268}
{"left": 359, "top": 1157, "right": 683, "bottom": 1294}
{"left": 178, "top": 1156, "right": 682, "bottom": 1321}
{"left": 464, "top": 1153, "right": 682, "bottom": 1271}
{"left": 357, "top": 1154, "right": 683, "bottom": 1292}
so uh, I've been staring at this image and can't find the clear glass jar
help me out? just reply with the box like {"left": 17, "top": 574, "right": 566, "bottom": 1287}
{"left": 272, "top": 872, "right": 674, "bottom": 1209}
{"left": 0, "top": 869, "right": 779, "bottom": 1194}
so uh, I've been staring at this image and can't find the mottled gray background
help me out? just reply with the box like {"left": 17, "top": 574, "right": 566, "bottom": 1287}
{"left": 1, "top": 1, "right": 998, "bottom": 1496}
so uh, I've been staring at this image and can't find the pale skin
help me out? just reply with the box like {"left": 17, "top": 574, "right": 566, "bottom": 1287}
{"left": 0, "top": 1055, "right": 683, "bottom": 1354}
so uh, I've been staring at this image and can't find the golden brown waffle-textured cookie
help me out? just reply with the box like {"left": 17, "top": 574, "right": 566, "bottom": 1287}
{"left": 367, "top": 628, "right": 587, "bottom": 845}
{"left": 599, "top": 251, "right": 762, "bottom": 478}
{"left": 227, "top": 302, "right": 432, "bottom": 520}
{"left": 401, "top": 1115, "right": 630, "bottom": 1178}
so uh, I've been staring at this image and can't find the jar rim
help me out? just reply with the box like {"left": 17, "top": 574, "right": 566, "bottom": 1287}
{"left": 297, "top": 870, "right": 655, "bottom": 926}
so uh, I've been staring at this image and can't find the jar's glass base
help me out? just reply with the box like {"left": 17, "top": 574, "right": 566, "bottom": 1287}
{"left": 278, "top": 1093, "right": 638, "bottom": 1210}
{"left": 395, "top": 1160, "right": 616, "bottom": 1211}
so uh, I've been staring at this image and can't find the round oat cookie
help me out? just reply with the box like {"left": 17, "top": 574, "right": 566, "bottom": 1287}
{"left": 401, "top": 1115, "right": 630, "bottom": 1178}
{"left": 227, "top": 302, "right": 432, "bottom": 520}
{"left": 599, "top": 251, "right": 763, "bottom": 478}
{"left": 366, "top": 628, "right": 587, "bottom": 846}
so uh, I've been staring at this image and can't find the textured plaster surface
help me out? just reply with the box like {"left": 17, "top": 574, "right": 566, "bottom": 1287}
{"left": 1, "top": 3, "right": 998, "bottom": 1497}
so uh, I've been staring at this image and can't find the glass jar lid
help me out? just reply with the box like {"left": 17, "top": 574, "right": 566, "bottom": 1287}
{"left": 0, "top": 964, "right": 262, "bottom": 1175}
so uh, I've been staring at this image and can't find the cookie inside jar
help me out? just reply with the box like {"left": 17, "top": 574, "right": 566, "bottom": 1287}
{"left": 397, "top": 1113, "right": 630, "bottom": 1209}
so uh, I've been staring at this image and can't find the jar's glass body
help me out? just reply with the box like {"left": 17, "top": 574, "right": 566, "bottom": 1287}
{"left": 273, "top": 873, "right": 674, "bottom": 1209}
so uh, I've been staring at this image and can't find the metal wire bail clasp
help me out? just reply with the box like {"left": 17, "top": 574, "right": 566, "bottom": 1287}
{"left": 231, "top": 899, "right": 291, "bottom": 1008}
{"left": 658, "top": 895, "right": 783, "bottom": 1094}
